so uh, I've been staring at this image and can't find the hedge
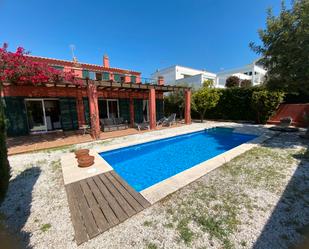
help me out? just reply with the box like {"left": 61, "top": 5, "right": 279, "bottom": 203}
{"left": 173, "top": 87, "right": 283, "bottom": 124}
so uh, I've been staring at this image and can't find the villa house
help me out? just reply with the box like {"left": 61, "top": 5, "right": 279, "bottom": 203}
{"left": 2, "top": 55, "right": 191, "bottom": 138}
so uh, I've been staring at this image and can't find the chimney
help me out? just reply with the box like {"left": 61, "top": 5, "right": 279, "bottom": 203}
{"left": 103, "top": 55, "right": 109, "bottom": 68}
{"left": 157, "top": 76, "right": 164, "bottom": 85}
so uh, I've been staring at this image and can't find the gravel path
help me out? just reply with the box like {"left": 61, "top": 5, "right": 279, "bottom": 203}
{"left": 1, "top": 123, "right": 308, "bottom": 249}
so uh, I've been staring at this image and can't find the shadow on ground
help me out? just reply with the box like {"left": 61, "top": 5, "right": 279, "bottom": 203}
{"left": 0, "top": 167, "right": 41, "bottom": 249}
{"left": 253, "top": 134, "right": 309, "bottom": 249}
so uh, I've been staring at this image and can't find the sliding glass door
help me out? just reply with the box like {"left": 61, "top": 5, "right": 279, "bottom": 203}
{"left": 107, "top": 99, "right": 119, "bottom": 119}
{"left": 25, "top": 99, "right": 47, "bottom": 132}
{"left": 25, "top": 99, "right": 62, "bottom": 133}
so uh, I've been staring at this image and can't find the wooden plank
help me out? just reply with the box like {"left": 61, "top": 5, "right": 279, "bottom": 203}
{"left": 72, "top": 183, "right": 100, "bottom": 239}
{"left": 110, "top": 171, "right": 151, "bottom": 209}
{"left": 105, "top": 172, "right": 144, "bottom": 212}
{"left": 65, "top": 184, "right": 88, "bottom": 245}
{"left": 79, "top": 180, "right": 109, "bottom": 232}
{"left": 99, "top": 174, "right": 136, "bottom": 217}
{"left": 86, "top": 178, "right": 119, "bottom": 226}
{"left": 93, "top": 175, "right": 128, "bottom": 222}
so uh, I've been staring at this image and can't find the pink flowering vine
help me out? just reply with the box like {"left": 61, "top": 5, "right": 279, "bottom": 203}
{"left": 0, "top": 43, "right": 83, "bottom": 86}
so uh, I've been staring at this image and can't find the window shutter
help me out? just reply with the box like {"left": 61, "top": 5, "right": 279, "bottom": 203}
{"left": 82, "top": 70, "right": 89, "bottom": 79}
{"left": 156, "top": 99, "right": 164, "bottom": 120}
{"left": 119, "top": 99, "right": 130, "bottom": 123}
{"left": 134, "top": 99, "right": 143, "bottom": 123}
{"left": 130, "top": 75, "right": 136, "bottom": 83}
{"left": 103, "top": 72, "right": 110, "bottom": 80}
{"left": 4, "top": 97, "right": 29, "bottom": 136}
{"left": 59, "top": 98, "right": 78, "bottom": 131}
{"left": 114, "top": 73, "right": 121, "bottom": 82}
{"left": 83, "top": 97, "right": 90, "bottom": 125}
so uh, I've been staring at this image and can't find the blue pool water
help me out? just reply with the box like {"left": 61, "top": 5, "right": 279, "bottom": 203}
{"left": 99, "top": 127, "right": 257, "bottom": 192}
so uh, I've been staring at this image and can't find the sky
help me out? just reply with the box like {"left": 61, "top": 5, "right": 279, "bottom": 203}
{"left": 0, "top": 0, "right": 289, "bottom": 78}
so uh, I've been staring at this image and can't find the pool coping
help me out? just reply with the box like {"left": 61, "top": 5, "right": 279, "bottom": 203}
{"left": 140, "top": 132, "right": 272, "bottom": 204}
{"left": 61, "top": 123, "right": 275, "bottom": 204}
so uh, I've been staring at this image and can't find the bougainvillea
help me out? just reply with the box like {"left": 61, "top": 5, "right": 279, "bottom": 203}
{"left": 0, "top": 43, "right": 83, "bottom": 85}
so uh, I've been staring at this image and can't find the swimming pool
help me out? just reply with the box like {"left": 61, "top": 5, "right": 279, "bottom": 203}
{"left": 99, "top": 127, "right": 257, "bottom": 192}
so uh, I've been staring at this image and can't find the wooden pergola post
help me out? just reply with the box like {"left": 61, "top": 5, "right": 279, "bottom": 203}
{"left": 129, "top": 97, "right": 135, "bottom": 127}
{"left": 149, "top": 87, "right": 156, "bottom": 129}
{"left": 184, "top": 89, "right": 191, "bottom": 125}
{"left": 76, "top": 90, "right": 86, "bottom": 127}
{"left": 87, "top": 80, "right": 100, "bottom": 139}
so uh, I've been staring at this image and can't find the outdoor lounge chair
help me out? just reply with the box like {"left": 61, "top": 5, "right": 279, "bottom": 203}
{"left": 162, "top": 113, "right": 176, "bottom": 127}
{"left": 269, "top": 116, "right": 299, "bottom": 132}
{"left": 100, "top": 118, "right": 129, "bottom": 132}
{"left": 136, "top": 121, "right": 150, "bottom": 131}
{"left": 156, "top": 117, "right": 167, "bottom": 126}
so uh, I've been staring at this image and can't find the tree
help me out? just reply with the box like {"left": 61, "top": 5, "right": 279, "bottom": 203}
{"left": 251, "top": 90, "right": 285, "bottom": 124}
{"left": 202, "top": 79, "right": 214, "bottom": 88}
{"left": 250, "top": 0, "right": 309, "bottom": 94}
{"left": 192, "top": 86, "right": 221, "bottom": 122}
{"left": 225, "top": 76, "right": 240, "bottom": 88}
{"left": 240, "top": 79, "right": 252, "bottom": 88}
{"left": 0, "top": 44, "right": 81, "bottom": 202}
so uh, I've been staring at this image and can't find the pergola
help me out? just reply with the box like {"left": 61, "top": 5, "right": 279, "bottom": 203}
{"left": 85, "top": 79, "right": 192, "bottom": 139}
{"left": 1, "top": 78, "right": 192, "bottom": 139}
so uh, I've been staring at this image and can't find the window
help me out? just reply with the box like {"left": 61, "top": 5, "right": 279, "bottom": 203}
{"left": 95, "top": 73, "right": 102, "bottom": 81}
{"left": 182, "top": 74, "right": 192, "bottom": 78}
{"left": 52, "top": 65, "right": 64, "bottom": 71}
{"left": 114, "top": 73, "right": 121, "bottom": 82}
{"left": 103, "top": 72, "right": 110, "bottom": 81}
{"left": 89, "top": 72, "right": 95, "bottom": 80}
{"left": 98, "top": 99, "right": 119, "bottom": 119}
{"left": 131, "top": 75, "right": 136, "bottom": 83}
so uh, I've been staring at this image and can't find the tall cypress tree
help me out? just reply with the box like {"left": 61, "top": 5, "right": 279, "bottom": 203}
{"left": 0, "top": 83, "right": 10, "bottom": 203}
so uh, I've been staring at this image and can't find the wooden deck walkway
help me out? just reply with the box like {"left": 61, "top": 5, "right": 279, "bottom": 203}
{"left": 65, "top": 170, "right": 151, "bottom": 245}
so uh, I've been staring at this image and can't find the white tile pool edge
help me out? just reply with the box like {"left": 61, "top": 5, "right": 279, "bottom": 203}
{"left": 140, "top": 133, "right": 273, "bottom": 204}
{"left": 61, "top": 124, "right": 221, "bottom": 185}
{"left": 61, "top": 123, "right": 275, "bottom": 204}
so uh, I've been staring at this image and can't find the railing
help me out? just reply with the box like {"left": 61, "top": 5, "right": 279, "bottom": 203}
{"left": 140, "top": 77, "right": 157, "bottom": 85}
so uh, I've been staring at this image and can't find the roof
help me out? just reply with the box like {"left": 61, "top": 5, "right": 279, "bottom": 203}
{"left": 26, "top": 55, "right": 141, "bottom": 76}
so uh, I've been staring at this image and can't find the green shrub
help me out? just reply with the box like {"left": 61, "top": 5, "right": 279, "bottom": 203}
{"left": 241, "top": 79, "right": 252, "bottom": 88}
{"left": 197, "top": 87, "right": 284, "bottom": 124}
{"left": 202, "top": 87, "right": 258, "bottom": 121}
{"left": 225, "top": 76, "right": 240, "bottom": 88}
{"left": 0, "top": 97, "right": 10, "bottom": 203}
{"left": 251, "top": 90, "right": 285, "bottom": 123}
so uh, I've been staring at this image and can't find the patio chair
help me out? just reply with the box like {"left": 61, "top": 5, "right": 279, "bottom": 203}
{"left": 162, "top": 113, "right": 176, "bottom": 127}
{"left": 79, "top": 124, "right": 91, "bottom": 135}
{"left": 135, "top": 122, "right": 150, "bottom": 131}
{"left": 156, "top": 117, "right": 167, "bottom": 126}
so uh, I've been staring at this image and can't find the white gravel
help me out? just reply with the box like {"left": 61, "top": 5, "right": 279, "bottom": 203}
{"left": 1, "top": 122, "right": 308, "bottom": 249}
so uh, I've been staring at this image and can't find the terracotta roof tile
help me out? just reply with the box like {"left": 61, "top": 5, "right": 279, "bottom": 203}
{"left": 26, "top": 55, "right": 141, "bottom": 76}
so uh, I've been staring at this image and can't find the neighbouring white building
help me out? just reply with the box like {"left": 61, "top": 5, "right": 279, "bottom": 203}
{"left": 216, "top": 60, "right": 267, "bottom": 88}
{"left": 151, "top": 65, "right": 216, "bottom": 90}
{"left": 151, "top": 60, "right": 267, "bottom": 89}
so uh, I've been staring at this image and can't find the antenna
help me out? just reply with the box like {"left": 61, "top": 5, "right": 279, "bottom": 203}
{"left": 69, "top": 44, "right": 77, "bottom": 62}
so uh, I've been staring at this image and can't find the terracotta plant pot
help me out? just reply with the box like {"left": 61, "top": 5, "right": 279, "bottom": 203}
{"left": 77, "top": 155, "right": 95, "bottom": 168}
{"left": 74, "top": 149, "right": 90, "bottom": 158}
